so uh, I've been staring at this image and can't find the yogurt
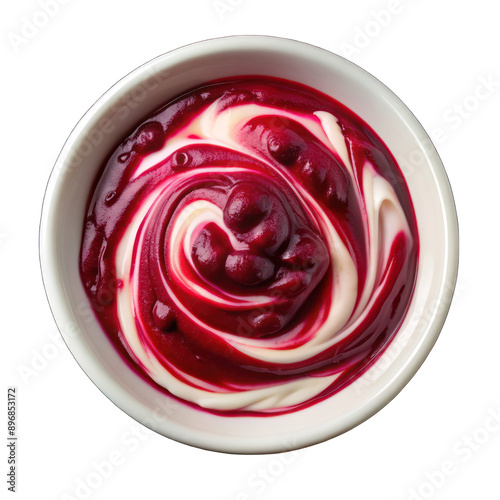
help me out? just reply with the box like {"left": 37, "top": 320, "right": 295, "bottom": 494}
{"left": 80, "top": 76, "right": 419, "bottom": 415}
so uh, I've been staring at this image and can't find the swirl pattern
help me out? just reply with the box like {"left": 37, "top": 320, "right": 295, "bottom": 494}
{"left": 81, "top": 77, "right": 419, "bottom": 414}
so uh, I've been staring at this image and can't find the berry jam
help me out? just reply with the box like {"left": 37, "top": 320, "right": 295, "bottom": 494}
{"left": 80, "top": 76, "right": 419, "bottom": 415}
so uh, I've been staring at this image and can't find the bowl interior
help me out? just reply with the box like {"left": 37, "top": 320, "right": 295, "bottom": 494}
{"left": 40, "top": 36, "right": 458, "bottom": 453}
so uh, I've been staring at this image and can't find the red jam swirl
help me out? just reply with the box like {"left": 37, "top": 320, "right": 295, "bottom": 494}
{"left": 80, "top": 77, "right": 419, "bottom": 415}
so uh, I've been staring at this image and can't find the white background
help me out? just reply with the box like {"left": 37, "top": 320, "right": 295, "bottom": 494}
{"left": 2, "top": 0, "right": 500, "bottom": 499}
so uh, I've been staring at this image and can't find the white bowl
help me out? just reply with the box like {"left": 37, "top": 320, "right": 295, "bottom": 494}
{"left": 40, "top": 35, "right": 459, "bottom": 454}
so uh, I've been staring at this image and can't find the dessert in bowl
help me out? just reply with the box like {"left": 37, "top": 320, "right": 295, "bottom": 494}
{"left": 40, "top": 36, "right": 458, "bottom": 453}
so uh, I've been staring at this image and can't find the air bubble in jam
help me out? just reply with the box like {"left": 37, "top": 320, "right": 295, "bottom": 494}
{"left": 80, "top": 76, "right": 419, "bottom": 416}
{"left": 105, "top": 191, "right": 116, "bottom": 203}
{"left": 118, "top": 153, "right": 130, "bottom": 163}
{"left": 172, "top": 151, "right": 192, "bottom": 169}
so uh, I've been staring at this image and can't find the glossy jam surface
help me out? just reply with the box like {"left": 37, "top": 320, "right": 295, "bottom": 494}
{"left": 80, "top": 77, "right": 419, "bottom": 415}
